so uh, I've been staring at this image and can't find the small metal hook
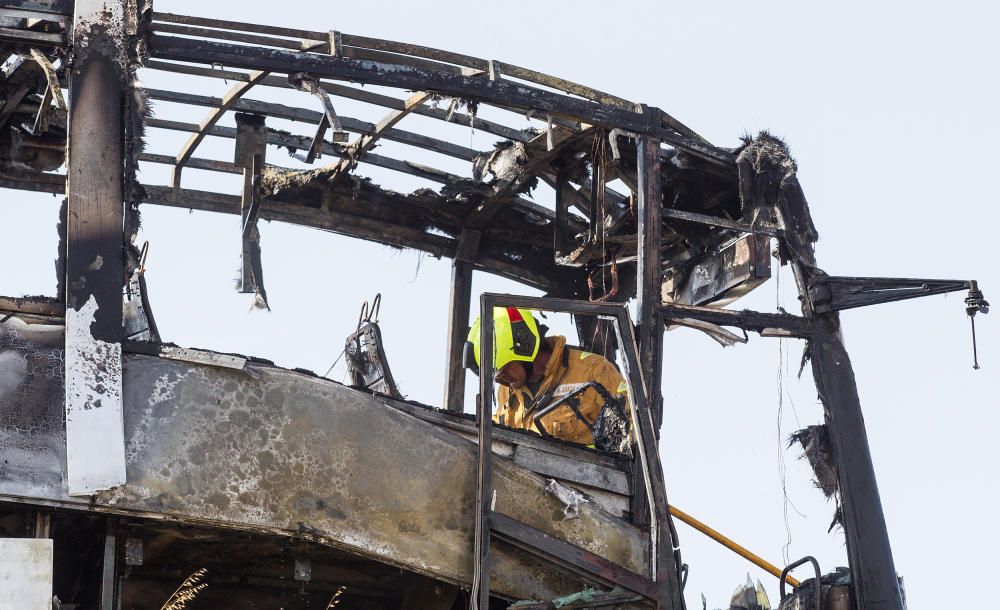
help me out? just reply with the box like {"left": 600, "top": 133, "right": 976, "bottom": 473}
{"left": 965, "top": 281, "right": 989, "bottom": 370}
{"left": 357, "top": 293, "right": 383, "bottom": 330}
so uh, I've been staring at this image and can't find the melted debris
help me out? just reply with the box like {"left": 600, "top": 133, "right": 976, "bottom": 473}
{"left": 789, "top": 424, "right": 843, "bottom": 531}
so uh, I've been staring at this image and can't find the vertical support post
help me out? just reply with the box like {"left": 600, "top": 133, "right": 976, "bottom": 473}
{"left": 471, "top": 293, "right": 494, "bottom": 610}
{"left": 64, "top": 0, "right": 129, "bottom": 495}
{"left": 443, "top": 262, "right": 473, "bottom": 412}
{"left": 615, "top": 312, "right": 683, "bottom": 610}
{"left": 444, "top": 228, "right": 479, "bottom": 412}
{"left": 100, "top": 521, "right": 119, "bottom": 610}
{"left": 636, "top": 135, "right": 664, "bottom": 431}
{"left": 810, "top": 313, "right": 904, "bottom": 610}
{"left": 554, "top": 166, "right": 569, "bottom": 257}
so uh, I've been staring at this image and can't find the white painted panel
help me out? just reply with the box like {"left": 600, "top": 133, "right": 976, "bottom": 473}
{"left": 65, "top": 296, "right": 127, "bottom": 495}
{"left": 0, "top": 539, "right": 53, "bottom": 610}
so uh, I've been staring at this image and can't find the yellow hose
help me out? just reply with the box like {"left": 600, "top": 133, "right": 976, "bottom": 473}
{"left": 668, "top": 505, "right": 801, "bottom": 588}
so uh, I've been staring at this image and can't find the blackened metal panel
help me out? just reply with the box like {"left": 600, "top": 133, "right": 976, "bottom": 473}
{"left": 665, "top": 234, "right": 771, "bottom": 307}
{"left": 0, "top": 321, "right": 649, "bottom": 598}
{"left": 103, "top": 354, "right": 648, "bottom": 599}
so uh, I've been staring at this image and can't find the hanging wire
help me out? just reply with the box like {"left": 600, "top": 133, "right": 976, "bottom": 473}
{"left": 776, "top": 263, "right": 804, "bottom": 564}
{"left": 408, "top": 251, "right": 425, "bottom": 283}
{"left": 592, "top": 132, "right": 608, "bottom": 299}
{"left": 322, "top": 348, "right": 346, "bottom": 379}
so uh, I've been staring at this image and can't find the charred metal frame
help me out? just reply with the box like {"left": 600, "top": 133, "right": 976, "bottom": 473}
{"left": 1, "top": 2, "right": 987, "bottom": 608}
{"left": 636, "top": 135, "right": 665, "bottom": 431}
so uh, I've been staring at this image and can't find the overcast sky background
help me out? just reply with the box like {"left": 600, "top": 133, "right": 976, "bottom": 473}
{"left": 3, "top": 1, "right": 998, "bottom": 607}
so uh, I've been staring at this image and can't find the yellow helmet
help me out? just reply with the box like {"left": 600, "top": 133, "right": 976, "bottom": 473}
{"left": 465, "top": 307, "right": 541, "bottom": 375}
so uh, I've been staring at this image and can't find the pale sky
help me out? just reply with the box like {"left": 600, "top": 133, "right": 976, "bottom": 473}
{"left": 2, "top": 1, "right": 997, "bottom": 607}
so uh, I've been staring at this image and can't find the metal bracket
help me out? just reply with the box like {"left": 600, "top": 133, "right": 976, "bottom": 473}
{"left": 328, "top": 30, "right": 342, "bottom": 57}
{"left": 288, "top": 71, "right": 348, "bottom": 161}
{"left": 293, "top": 558, "right": 312, "bottom": 582}
{"left": 234, "top": 113, "right": 267, "bottom": 304}
{"left": 810, "top": 275, "right": 988, "bottom": 368}
{"left": 20, "top": 50, "right": 65, "bottom": 136}
{"left": 809, "top": 276, "right": 978, "bottom": 313}
{"left": 454, "top": 228, "right": 481, "bottom": 264}
{"left": 29, "top": 48, "right": 65, "bottom": 109}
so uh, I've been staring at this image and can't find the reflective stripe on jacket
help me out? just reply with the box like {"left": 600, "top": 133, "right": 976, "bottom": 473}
{"left": 493, "top": 335, "right": 628, "bottom": 445}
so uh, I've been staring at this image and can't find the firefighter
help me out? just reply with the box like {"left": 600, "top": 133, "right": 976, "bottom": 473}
{"left": 464, "top": 307, "right": 628, "bottom": 446}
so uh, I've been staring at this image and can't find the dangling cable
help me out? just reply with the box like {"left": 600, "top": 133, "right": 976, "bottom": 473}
{"left": 776, "top": 264, "right": 804, "bottom": 564}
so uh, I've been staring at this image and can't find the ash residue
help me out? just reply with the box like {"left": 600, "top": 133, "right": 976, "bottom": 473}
{"left": 737, "top": 131, "right": 797, "bottom": 181}
{"left": 472, "top": 140, "right": 538, "bottom": 195}
{"left": 736, "top": 131, "right": 818, "bottom": 266}
{"left": 261, "top": 165, "right": 320, "bottom": 196}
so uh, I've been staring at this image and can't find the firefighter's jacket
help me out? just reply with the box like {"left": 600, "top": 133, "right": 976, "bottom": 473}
{"left": 493, "top": 335, "right": 628, "bottom": 445}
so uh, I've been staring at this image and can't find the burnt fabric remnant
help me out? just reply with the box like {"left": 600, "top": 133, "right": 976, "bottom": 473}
{"left": 789, "top": 425, "right": 837, "bottom": 498}
{"left": 790, "top": 425, "right": 843, "bottom": 532}
{"left": 592, "top": 395, "right": 632, "bottom": 456}
{"left": 736, "top": 132, "right": 819, "bottom": 267}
